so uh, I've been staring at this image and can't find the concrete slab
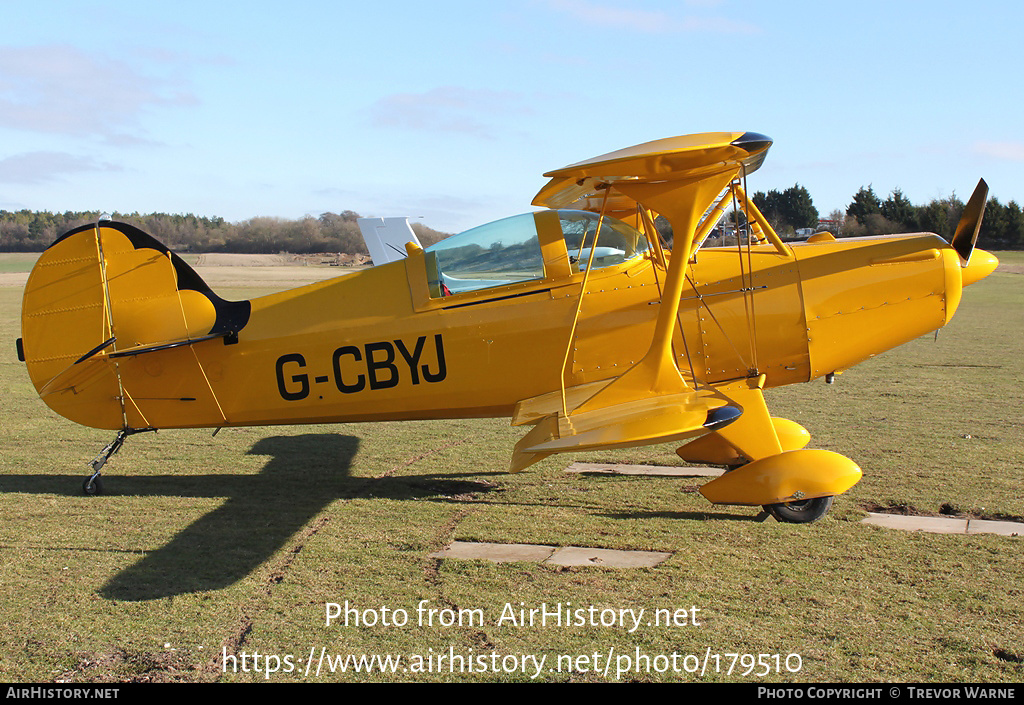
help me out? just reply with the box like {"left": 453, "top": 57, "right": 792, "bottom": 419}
{"left": 429, "top": 541, "right": 673, "bottom": 567}
{"left": 966, "top": 519, "right": 1023, "bottom": 537}
{"left": 566, "top": 462, "right": 724, "bottom": 477}
{"left": 545, "top": 546, "right": 673, "bottom": 568}
{"left": 863, "top": 512, "right": 1023, "bottom": 536}
{"left": 862, "top": 513, "right": 968, "bottom": 534}
{"left": 428, "top": 542, "right": 555, "bottom": 563}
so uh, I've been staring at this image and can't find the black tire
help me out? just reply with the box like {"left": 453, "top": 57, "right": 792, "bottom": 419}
{"left": 764, "top": 495, "right": 833, "bottom": 523}
{"left": 82, "top": 475, "right": 104, "bottom": 496}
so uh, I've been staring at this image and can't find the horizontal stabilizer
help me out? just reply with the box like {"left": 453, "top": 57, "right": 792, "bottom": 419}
{"left": 39, "top": 331, "right": 230, "bottom": 398}
{"left": 38, "top": 353, "right": 115, "bottom": 399}
{"left": 107, "top": 331, "right": 229, "bottom": 358}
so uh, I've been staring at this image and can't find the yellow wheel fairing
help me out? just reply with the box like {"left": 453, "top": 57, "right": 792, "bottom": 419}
{"left": 698, "top": 449, "right": 862, "bottom": 506}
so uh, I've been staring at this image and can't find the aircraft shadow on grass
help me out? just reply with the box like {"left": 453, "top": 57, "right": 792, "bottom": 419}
{"left": 0, "top": 433, "right": 499, "bottom": 601}
{"left": 0, "top": 433, "right": 767, "bottom": 601}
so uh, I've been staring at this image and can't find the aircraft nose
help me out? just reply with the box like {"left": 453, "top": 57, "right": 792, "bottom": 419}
{"left": 962, "top": 249, "right": 999, "bottom": 287}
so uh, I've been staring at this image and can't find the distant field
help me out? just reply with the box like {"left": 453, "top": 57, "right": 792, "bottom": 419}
{"left": 0, "top": 258, "right": 1020, "bottom": 682}
{"left": 0, "top": 252, "right": 357, "bottom": 290}
{"left": 995, "top": 249, "right": 1024, "bottom": 273}
{"left": 0, "top": 252, "right": 39, "bottom": 273}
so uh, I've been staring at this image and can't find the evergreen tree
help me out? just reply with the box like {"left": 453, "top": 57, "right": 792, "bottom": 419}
{"left": 781, "top": 184, "right": 818, "bottom": 229}
{"left": 752, "top": 184, "right": 818, "bottom": 232}
{"left": 847, "top": 186, "right": 882, "bottom": 225}
{"left": 881, "top": 188, "right": 917, "bottom": 230}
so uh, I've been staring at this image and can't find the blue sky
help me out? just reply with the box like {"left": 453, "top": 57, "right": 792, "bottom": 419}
{"left": 1, "top": 0, "right": 1021, "bottom": 233}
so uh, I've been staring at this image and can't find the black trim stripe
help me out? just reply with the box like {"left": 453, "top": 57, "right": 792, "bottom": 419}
{"left": 440, "top": 287, "right": 552, "bottom": 310}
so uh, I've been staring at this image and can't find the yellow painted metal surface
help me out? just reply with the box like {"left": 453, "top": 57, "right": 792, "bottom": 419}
{"left": 676, "top": 416, "right": 810, "bottom": 466}
{"left": 699, "top": 449, "right": 863, "bottom": 506}
{"left": 22, "top": 223, "right": 230, "bottom": 430}
{"left": 796, "top": 234, "right": 959, "bottom": 379}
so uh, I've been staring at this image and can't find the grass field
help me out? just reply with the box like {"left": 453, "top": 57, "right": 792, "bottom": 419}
{"left": 0, "top": 254, "right": 1021, "bottom": 683}
{"left": 0, "top": 253, "right": 39, "bottom": 273}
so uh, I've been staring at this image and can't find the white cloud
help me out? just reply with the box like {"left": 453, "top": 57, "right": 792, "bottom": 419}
{"left": 0, "top": 151, "right": 119, "bottom": 184}
{"left": 973, "top": 141, "right": 1024, "bottom": 162}
{"left": 0, "top": 45, "right": 197, "bottom": 142}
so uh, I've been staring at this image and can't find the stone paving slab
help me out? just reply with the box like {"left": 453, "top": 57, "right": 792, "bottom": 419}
{"left": 565, "top": 462, "right": 724, "bottom": 477}
{"left": 429, "top": 541, "right": 673, "bottom": 567}
{"left": 966, "top": 519, "right": 1023, "bottom": 536}
{"left": 863, "top": 512, "right": 1022, "bottom": 536}
{"left": 546, "top": 545, "right": 672, "bottom": 568}
{"left": 862, "top": 513, "right": 968, "bottom": 534}
{"left": 433, "top": 518, "right": 1019, "bottom": 568}
{"left": 428, "top": 542, "right": 555, "bottom": 563}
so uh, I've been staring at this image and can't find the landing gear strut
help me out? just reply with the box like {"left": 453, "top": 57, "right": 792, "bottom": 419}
{"left": 82, "top": 427, "right": 155, "bottom": 496}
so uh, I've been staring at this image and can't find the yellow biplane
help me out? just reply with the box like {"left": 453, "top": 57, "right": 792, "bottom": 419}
{"left": 17, "top": 132, "right": 998, "bottom": 522}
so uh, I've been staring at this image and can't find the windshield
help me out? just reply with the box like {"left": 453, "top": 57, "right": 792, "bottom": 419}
{"left": 422, "top": 209, "right": 649, "bottom": 297}
{"left": 557, "top": 210, "right": 649, "bottom": 270}
{"left": 424, "top": 212, "right": 545, "bottom": 295}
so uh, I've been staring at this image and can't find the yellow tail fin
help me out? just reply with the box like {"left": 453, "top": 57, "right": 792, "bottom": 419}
{"left": 21, "top": 221, "right": 249, "bottom": 429}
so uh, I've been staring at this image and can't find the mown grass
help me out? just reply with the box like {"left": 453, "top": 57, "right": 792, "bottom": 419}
{"left": 995, "top": 250, "right": 1024, "bottom": 266}
{"left": 0, "top": 253, "right": 39, "bottom": 273}
{"left": 0, "top": 261, "right": 1020, "bottom": 683}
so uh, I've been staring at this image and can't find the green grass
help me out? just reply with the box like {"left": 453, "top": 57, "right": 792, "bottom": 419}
{"left": 994, "top": 249, "right": 1024, "bottom": 266}
{"left": 0, "top": 266, "right": 1021, "bottom": 683}
{"left": 0, "top": 253, "right": 40, "bottom": 273}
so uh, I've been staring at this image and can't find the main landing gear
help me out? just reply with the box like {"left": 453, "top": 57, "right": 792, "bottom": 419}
{"left": 82, "top": 428, "right": 155, "bottom": 495}
{"left": 763, "top": 495, "right": 834, "bottom": 524}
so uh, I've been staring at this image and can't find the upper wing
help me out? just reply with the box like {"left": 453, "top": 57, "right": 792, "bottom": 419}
{"left": 532, "top": 131, "right": 772, "bottom": 210}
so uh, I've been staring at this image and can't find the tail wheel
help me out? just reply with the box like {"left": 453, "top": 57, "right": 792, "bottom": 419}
{"left": 82, "top": 475, "right": 104, "bottom": 496}
{"left": 764, "top": 495, "right": 833, "bottom": 523}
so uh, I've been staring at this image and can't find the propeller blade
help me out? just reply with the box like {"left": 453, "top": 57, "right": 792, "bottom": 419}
{"left": 951, "top": 178, "right": 989, "bottom": 265}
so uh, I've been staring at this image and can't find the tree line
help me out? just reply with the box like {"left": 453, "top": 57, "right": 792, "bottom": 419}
{"left": 753, "top": 184, "right": 1023, "bottom": 249}
{"left": 0, "top": 209, "right": 451, "bottom": 254}
{"left": 2, "top": 183, "right": 1022, "bottom": 254}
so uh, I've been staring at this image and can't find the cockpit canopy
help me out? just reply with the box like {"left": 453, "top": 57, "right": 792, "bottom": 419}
{"left": 424, "top": 209, "right": 649, "bottom": 296}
